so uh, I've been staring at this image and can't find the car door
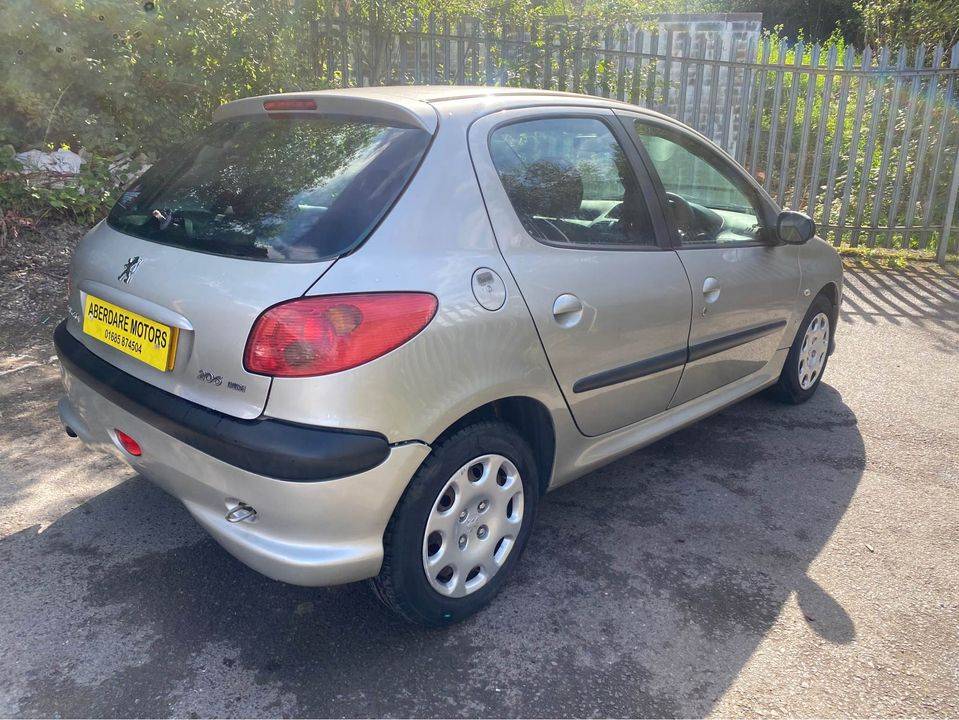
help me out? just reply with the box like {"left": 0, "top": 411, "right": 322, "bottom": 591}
{"left": 618, "top": 112, "right": 800, "bottom": 407}
{"left": 469, "top": 107, "right": 693, "bottom": 437}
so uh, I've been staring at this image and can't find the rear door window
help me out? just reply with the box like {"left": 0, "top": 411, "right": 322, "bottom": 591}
{"left": 489, "top": 117, "right": 657, "bottom": 249}
{"left": 108, "top": 116, "right": 431, "bottom": 262}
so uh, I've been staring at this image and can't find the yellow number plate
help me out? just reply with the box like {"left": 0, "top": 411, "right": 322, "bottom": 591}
{"left": 82, "top": 294, "right": 178, "bottom": 372}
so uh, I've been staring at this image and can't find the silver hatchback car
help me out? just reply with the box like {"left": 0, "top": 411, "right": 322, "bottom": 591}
{"left": 56, "top": 86, "right": 842, "bottom": 625}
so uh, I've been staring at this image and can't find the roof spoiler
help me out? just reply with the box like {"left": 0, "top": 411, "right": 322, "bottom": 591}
{"left": 213, "top": 91, "right": 438, "bottom": 133}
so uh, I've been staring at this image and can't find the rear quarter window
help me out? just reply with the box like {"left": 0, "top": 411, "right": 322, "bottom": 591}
{"left": 108, "top": 115, "right": 431, "bottom": 262}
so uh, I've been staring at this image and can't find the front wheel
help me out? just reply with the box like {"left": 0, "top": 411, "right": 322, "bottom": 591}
{"left": 771, "top": 294, "right": 834, "bottom": 404}
{"left": 371, "top": 421, "right": 539, "bottom": 626}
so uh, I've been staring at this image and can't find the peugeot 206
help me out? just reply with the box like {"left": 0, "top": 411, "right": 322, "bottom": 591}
{"left": 55, "top": 87, "right": 842, "bottom": 625}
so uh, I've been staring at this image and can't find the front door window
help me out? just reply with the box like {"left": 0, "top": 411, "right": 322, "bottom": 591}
{"left": 632, "top": 122, "right": 766, "bottom": 246}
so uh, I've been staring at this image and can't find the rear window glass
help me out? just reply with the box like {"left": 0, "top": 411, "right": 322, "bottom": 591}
{"left": 107, "top": 115, "right": 431, "bottom": 262}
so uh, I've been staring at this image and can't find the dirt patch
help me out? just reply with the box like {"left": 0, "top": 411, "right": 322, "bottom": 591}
{"left": 0, "top": 220, "right": 86, "bottom": 370}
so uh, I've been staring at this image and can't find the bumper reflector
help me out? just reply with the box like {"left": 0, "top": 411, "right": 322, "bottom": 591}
{"left": 114, "top": 429, "right": 142, "bottom": 456}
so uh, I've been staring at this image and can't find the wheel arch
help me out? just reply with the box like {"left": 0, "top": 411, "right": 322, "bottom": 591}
{"left": 815, "top": 281, "right": 841, "bottom": 352}
{"left": 818, "top": 281, "right": 840, "bottom": 308}
{"left": 432, "top": 396, "right": 556, "bottom": 496}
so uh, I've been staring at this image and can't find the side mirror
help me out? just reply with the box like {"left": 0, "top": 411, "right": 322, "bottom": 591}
{"left": 777, "top": 210, "right": 816, "bottom": 245}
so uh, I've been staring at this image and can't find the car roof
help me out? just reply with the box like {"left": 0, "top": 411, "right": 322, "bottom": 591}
{"left": 215, "top": 85, "right": 678, "bottom": 133}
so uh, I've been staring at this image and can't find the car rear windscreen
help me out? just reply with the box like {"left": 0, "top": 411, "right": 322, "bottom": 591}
{"left": 107, "top": 115, "right": 431, "bottom": 262}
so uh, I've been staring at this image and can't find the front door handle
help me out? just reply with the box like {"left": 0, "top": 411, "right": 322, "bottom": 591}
{"left": 552, "top": 293, "right": 583, "bottom": 327}
{"left": 702, "top": 276, "right": 721, "bottom": 304}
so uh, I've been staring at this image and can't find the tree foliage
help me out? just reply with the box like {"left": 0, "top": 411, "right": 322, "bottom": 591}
{"left": 0, "top": 0, "right": 331, "bottom": 155}
{"left": 1, "top": 0, "right": 693, "bottom": 157}
{"left": 853, "top": 0, "right": 959, "bottom": 49}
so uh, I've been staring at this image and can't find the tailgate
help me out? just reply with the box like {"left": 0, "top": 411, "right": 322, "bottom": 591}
{"left": 66, "top": 221, "right": 332, "bottom": 419}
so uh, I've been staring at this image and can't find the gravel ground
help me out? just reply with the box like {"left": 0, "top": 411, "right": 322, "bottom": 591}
{"left": 0, "top": 230, "right": 957, "bottom": 717}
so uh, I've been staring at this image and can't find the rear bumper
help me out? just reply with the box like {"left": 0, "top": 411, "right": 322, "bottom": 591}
{"left": 54, "top": 321, "right": 389, "bottom": 481}
{"left": 55, "top": 323, "right": 431, "bottom": 586}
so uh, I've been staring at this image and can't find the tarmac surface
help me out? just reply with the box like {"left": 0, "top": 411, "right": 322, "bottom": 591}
{"left": 0, "top": 261, "right": 956, "bottom": 717}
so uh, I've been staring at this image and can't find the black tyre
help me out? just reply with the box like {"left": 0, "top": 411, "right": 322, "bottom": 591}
{"left": 371, "top": 420, "right": 539, "bottom": 626}
{"left": 771, "top": 294, "right": 834, "bottom": 404}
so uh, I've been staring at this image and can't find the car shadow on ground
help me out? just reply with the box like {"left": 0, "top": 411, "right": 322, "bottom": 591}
{"left": 3, "top": 384, "right": 864, "bottom": 718}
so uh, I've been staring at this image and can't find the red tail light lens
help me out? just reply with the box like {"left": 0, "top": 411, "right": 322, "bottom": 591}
{"left": 244, "top": 293, "right": 438, "bottom": 377}
{"left": 114, "top": 429, "right": 142, "bottom": 456}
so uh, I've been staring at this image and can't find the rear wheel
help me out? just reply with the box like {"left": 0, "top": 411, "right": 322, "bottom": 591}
{"left": 771, "top": 294, "right": 834, "bottom": 404}
{"left": 371, "top": 421, "right": 539, "bottom": 626}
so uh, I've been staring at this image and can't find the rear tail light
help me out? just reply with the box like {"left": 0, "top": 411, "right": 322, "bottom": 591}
{"left": 244, "top": 293, "right": 437, "bottom": 377}
{"left": 114, "top": 429, "right": 142, "bottom": 456}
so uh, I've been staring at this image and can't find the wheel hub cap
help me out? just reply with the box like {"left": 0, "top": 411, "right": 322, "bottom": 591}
{"left": 422, "top": 454, "right": 524, "bottom": 598}
{"left": 798, "top": 312, "right": 830, "bottom": 390}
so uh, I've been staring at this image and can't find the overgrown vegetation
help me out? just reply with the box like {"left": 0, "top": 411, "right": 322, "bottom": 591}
{"left": 854, "top": 0, "right": 959, "bottom": 49}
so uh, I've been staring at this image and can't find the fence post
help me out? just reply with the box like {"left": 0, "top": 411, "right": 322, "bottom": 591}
{"left": 601, "top": 27, "right": 613, "bottom": 97}
{"left": 644, "top": 30, "right": 660, "bottom": 107}
{"left": 339, "top": 0, "right": 350, "bottom": 86}
{"left": 734, "top": 34, "right": 757, "bottom": 164}
{"left": 777, "top": 42, "right": 804, "bottom": 204}
{"left": 748, "top": 37, "right": 771, "bottom": 176}
{"left": 792, "top": 43, "right": 822, "bottom": 210}
{"left": 818, "top": 46, "right": 854, "bottom": 243}
{"left": 661, "top": 29, "right": 674, "bottom": 113}
{"left": 939, "top": 152, "right": 959, "bottom": 263}
{"left": 869, "top": 47, "right": 908, "bottom": 245}
{"left": 689, "top": 32, "right": 708, "bottom": 132}
{"left": 630, "top": 29, "right": 646, "bottom": 104}
{"left": 583, "top": 26, "right": 592, "bottom": 93}
{"left": 528, "top": 18, "right": 538, "bottom": 88}
{"left": 618, "top": 27, "right": 630, "bottom": 102}
{"left": 704, "top": 34, "right": 723, "bottom": 142}
{"left": 922, "top": 44, "right": 959, "bottom": 251}
{"left": 324, "top": 1, "right": 335, "bottom": 84}
{"left": 676, "top": 32, "right": 692, "bottom": 125}
{"left": 806, "top": 45, "right": 838, "bottom": 217}
{"left": 543, "top": 21, "right": 553, "bottom": 89}
{"left": 836, "top": 46, "right": 873, "bottom": 246}
{"left": 763, "top": 42, "right": 787, "bottom": 192}
{"left": 455, "top": 18, "right": 465, "bottom": 84}
{"left": 719, "top": 33, "right": 737, "bottom": 150}
{"left": 572, "top": 27, "right": 583, "bottom": 93}
{"left": 557, "top": 22, "right": 568, "bottom": 91}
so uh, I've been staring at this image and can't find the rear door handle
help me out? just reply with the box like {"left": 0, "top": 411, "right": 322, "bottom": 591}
{"left": 702, "top": 276, "right": 721, "bottom": 304}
